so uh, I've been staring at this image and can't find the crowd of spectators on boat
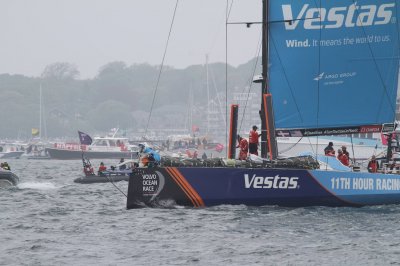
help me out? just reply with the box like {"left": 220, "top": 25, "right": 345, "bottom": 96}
{"left": 161, "top": 137, "right": 209, "bottom": 151}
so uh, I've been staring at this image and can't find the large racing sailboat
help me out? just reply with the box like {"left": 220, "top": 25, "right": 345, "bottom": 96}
{"left": 127, "top": 0, "right": 400, "bottom": 208}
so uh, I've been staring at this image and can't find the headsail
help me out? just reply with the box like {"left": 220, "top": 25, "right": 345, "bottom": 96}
{"left": 268, "top": 0, "right": 400, "bottom": 136}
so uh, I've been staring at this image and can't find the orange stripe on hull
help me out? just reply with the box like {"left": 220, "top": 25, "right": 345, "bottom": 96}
{"left": 171, "top": 168, "right": 205, "bottom": 207}
{"left": 165, "top": 167, "right": 198, "bottom": 207}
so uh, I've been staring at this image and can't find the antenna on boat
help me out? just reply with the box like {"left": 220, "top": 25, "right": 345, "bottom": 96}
{"left": 260, "top": 0, "right": 278, "bottom": 159}
{"left": 39, "top": 83, "right": 42, "bottom": 140}
{"left": 112, "top": 128, "right": 119, "bottom": 138}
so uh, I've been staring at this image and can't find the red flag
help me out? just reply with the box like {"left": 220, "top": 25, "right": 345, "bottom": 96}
{"left": 381, "top": 133, "right": 395, "bottom": 146}
{"left": 192, "top": 125, "right": 200, "bottom": 132}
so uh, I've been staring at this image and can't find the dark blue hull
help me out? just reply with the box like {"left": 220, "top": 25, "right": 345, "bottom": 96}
{"left": 74, "top": 175, "right": 129, "bottom": 184}
{"left": 0, "top": 171, "right": 19, "bottom": 187}
{"left": 75, "top": 169, "right": 132, "bottom": 184}
{"left": 127, "top": 167, "right": 400, "bottom": 209}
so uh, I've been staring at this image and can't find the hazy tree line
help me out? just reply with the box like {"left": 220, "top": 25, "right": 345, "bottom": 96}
{"left": 0, "top": 58, "right": 261, "bottom": 139}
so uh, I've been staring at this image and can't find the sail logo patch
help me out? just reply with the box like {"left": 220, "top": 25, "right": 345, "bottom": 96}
{"left": 244, "top": 174, "right": 298, "bottom": 189}
{"left": 313, "top": 71, "right": 357, "bottom": 85}
{"left": 282, "top": 3, "right": 395, "bottom": 30}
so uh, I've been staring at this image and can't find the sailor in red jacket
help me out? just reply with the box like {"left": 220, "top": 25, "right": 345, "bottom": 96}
{"left": 237, "top": 135, "right": 248, "bottom": 160}
{"left": 98, "top": 162, "right": 107, "bottom": 175}
{"left": 337, "top": 149, "right": 349, "bottom": 166}
{"left": 249, "top": 125, "right": 261, "bottom": 156}
{"left": 368, "top": 155, "right": 379, "bottom": 173}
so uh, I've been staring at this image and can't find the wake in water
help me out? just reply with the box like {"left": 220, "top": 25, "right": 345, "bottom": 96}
{"left": 18, "top": 182, "right": 59, "bottom": 190}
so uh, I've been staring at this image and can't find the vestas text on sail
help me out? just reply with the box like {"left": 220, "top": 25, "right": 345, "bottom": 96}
{"left": 282, "top": 2, "right": 396, "bottom": 30}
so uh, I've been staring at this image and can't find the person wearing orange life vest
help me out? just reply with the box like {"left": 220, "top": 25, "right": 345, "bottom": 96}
{"left": 249, "top": 125, "right": 261, "bottom": 156}
{"left": 367, "top": 155, "right": 379, "bottom": 173}
{"left": 337, "top": 149, "right": 349, "bottom": 166}
{"left": 237, "top": 135, "right": 248, "bottom": 160}
{"left": 138, "top": 143, "right": 161, "bottom": 168}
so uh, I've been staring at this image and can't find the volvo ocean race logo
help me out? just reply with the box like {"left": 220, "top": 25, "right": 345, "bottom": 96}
{"left": 142, "top": 171, "right": 165, "bottom": 201}
{"left": 244, "top": 174, "right": 299, "bottom": 189}
{"left": 282, "top": 2, "right": 395, "bottom": 30}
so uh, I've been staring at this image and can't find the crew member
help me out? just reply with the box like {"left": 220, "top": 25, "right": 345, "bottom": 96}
{"left": 193, "top": 149, "right": 198, "bottom": 159}
{"left": 249, "top": 125, "right": 261, "bottom": 156}
{"left": 337, "top": 149, "right": 349, "bottom": 166}
{"left": 324, "top": 142, "right": 335, "bottom": 156}
{"left": 367, "top": 155, "right": 379, "bottom": 173}
{"left": 237, "top": 135, "right": 249, "bottom": 160}
{"left": 342, "top": 145, "right": 350, "bottom": 159}
{"left": 98, "top": 162, "right": 107, "bottom": 175}
{"left": 138, "top": 143, "right": 161, "bottom": 167}
{"left": 119, "top": 158, "right": 126, "bottom": 170}
{"left": 186, "top": 149, "right": 192, "bottom": 158}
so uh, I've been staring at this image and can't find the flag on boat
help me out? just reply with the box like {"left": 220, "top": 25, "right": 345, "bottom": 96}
{"left": 78, "top": 131, "right": 93, "bottom": 145}
{"left": 192, "top": 125, "right": 200, "bottom": 132}
{"left": 31, "top": 128, "right": 39, "bottom": 136}
{"left": 381, "top": 133, "right": 396, "bottom": 146}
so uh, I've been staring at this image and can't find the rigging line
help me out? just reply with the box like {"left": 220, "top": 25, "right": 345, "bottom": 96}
{"left": 225, "top": 0, "right": 228, "bottom": 153}
{"left": 144, "top": 0, "right": 179, "bottom": 137}
{"left": 315, "top": 0, "right": 322, "bottom": 158}
{"left": 278, "top": 136, "right": 304, "bottom": 154}
{"left": 225, "top": 0, "right": 230, "bottom": 154}
{"left": 269, "top": 32, "right": 315, "bottom": 154}
{"left": 208, "top": 2, "right": 235, "bottom": 54}
{"left": 210, "top": 66, "right": 227, "bottom": 125}
{"left": 104, "top": 174, "right": 128, "bottom": 198}
{"left": 395, "top": 0, "right": 400, "bottom": 118}
{"left": 269, "top": 36, "right": 306, "bottom": 126}
{"left": 350, "top": 135, "right": 356, "bottom": 164}
{"left": 397, "top": 0, "right": 400, "bottom": 62}
{"left": 350, "top": 0, "right": 397, "bottom": 120}
{"left": 238, "top": 29, "right": 262, "bottom": 134}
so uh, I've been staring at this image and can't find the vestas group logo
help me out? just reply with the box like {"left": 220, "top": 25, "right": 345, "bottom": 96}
{"left": 313, "top": 71, "right": 357, "bottom": 85}
{"left": 282, "top": 2, "right": 396, "bottom": 30}
{"left": 244, "top": 174, "right": 299, "bottom": 189}
{"left": 314, "top": 72, "right": 324, "bottom": 81}
{"left": 142, "top": 171, "right": 165, "bottom": 201}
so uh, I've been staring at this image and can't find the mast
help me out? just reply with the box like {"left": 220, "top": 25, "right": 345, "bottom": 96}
{"left": 39, "top": 83, "right": 42, "bottom": 140}
{"left": 206, "top": 54, "right": 210, "bottom": 135}
{"left": 261, "top": 0, "right": 278, "bottom": 159}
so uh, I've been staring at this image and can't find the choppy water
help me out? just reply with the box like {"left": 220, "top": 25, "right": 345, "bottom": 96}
{"left": 2, "top": 159, "right": 400, "bottom": 265}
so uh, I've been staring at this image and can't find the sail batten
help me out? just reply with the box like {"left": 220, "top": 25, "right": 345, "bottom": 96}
{"left": 268, "top": 0, "right": 400, "bottom": 134}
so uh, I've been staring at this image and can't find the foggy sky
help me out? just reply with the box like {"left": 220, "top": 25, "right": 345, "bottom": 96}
{"left": 0, "top": 0, "right": 262, "bottom": 79}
